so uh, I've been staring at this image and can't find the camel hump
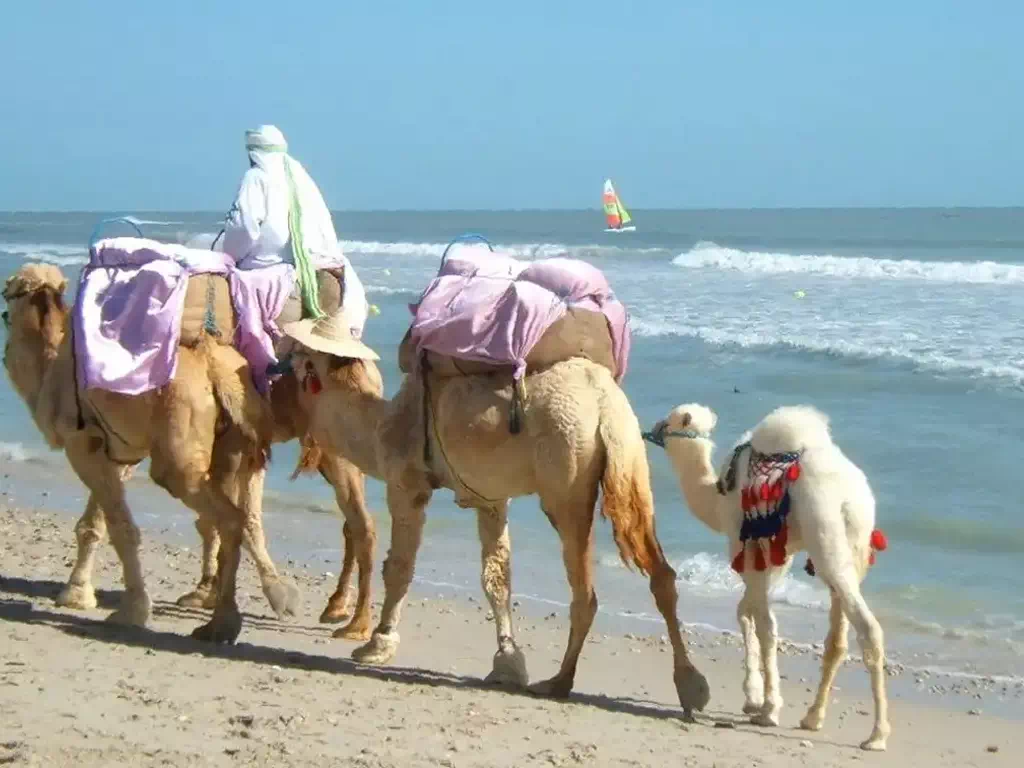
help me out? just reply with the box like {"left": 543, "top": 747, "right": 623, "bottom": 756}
{"left": 750, "top": 405, "right": 833, "bottom": 456}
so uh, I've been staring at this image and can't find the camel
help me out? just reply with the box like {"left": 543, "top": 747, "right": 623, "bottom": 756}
{"left": 648, "top": 402, "right": 890, "bottom": 750}
{"left": 283, "top": 314, "right": 711, "bottom": 718}
{"left": 2, "top": 262, "right": 375, "bottom": 642}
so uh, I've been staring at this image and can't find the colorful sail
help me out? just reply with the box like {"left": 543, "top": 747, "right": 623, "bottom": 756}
{"left": 602, "top": 179, "right": 633, "bottom": 230}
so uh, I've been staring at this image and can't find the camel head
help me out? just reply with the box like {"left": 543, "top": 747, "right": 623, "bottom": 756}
{"left": 651, "top": 403, "right": 717, "bottom": 444}
{"left": 292, "top": 348, "right": 384, "bottom": 401}
{"left": 2, "top": 263, "right": 69, "bottom": 406}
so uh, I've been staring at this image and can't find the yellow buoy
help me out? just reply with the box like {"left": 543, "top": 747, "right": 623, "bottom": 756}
{"left": 794, "top": 290, "right": 806, "bottom": 299}
{"left": 369, "top": 304, "right": 381, "bottom": 316}
{"left": 383, "top": 269, "right": 391, "bottom": 276}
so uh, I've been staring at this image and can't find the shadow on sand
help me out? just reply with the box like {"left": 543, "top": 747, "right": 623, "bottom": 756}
{"left": 0, "top": 574, "right": 851, "bottom": 750}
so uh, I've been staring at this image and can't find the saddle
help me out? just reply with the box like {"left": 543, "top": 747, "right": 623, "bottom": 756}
{"left": 399, "top": 237, "right": 631, "bottom": 437}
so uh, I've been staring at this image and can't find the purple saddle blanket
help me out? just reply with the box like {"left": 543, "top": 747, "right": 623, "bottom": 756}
{"left": 407, "top": 243, "right": 631, "bottom": 381}
{"left": 73, "top": 236, "right": 295, "bottom": 396}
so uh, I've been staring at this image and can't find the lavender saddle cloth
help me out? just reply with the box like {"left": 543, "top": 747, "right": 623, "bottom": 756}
{"left": 405, "top": 242, "right": 631, "bottom": 381}
{"left": 73, "top": 237, "right": 296, "bottom": 396}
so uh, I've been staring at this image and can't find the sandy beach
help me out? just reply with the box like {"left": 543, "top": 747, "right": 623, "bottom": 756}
{"left": 0, "top": 502, "right": 1019, "bottom": 767}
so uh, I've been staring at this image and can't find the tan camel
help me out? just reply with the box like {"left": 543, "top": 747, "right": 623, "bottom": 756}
{"left": 1, "top": 263, "right": 378, "bottom": 641}
{"left": 3, "top": 262, "right": 279, "bottom": 642}
{"left": 651, "top": 402, "right": 890, "bottom": 750}
{"left": 284, "top": 315, "right": 711, "bottom": 718}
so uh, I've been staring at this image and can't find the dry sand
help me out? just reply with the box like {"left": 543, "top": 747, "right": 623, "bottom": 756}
{"left": 0, "top": 502, "right": 1019, "bottom": 767}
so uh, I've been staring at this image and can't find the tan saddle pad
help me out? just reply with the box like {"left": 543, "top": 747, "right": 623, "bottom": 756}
{"left": 179, "top": 268, "right": 345, "bottom": 347}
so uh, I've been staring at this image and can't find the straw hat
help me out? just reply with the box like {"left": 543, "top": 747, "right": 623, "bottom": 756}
{"left": 282, "top": 314, "right": 380, "bottom": 361}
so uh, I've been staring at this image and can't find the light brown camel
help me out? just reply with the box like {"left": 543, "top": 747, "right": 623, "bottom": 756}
{"left": 1, "top": 263, "right": 378, "bottom": 641}
{"left": 284, "top": 315, "right": 711, "bottom": 718}
{"left": 3, "top": 263, "right": 273, "bottom": 642}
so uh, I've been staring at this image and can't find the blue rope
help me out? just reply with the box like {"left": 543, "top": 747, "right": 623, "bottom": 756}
{"left": 641, "top": 426, "right": 708, "bottom": 448}
{"left": 87, "top": 216, "right": 145, "bottom": 248}
{"left": 440, "top": 233, "right": 494, "bottom": 268}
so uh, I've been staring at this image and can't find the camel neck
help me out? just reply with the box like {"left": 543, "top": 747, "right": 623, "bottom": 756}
{"left": 664, "top": 437, "right": 727, "bottom": 535}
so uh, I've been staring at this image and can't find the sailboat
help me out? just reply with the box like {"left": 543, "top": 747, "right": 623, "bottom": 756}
{"left": 602, "top": 179, "right": 636, "bottom": 233}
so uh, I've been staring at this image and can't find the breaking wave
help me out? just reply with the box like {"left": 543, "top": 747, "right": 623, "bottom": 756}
{"left": 673, "top": 241, "right": 1024, "bottom": 284}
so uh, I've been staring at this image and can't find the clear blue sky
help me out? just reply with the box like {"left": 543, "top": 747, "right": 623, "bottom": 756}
{"left": 2, "top": 1, "right": 1021, "bottom": 210}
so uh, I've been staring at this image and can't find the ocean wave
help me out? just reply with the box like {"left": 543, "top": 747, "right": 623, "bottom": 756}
{"left": 342, "top": 239, "right": 662, "bottom": 261}
{"left": 1, "top": 242, "right": 89, "bottom": 266}
{"left": 364, "top": 283, "right": 419, "bottom": 297}
{"left": 673, "top": 241, "right": 1024, "bottom": 284}
{"left": 630, "top": 316, "right": 1024, "bottom": 387}
{"left": 0, "top": 442, "right": 35, "bottom": 463}
{"left": 600, "top": 550, "right": 827, "bottom": 609}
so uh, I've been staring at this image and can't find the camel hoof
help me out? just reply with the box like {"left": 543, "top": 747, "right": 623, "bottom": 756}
{"left": 859, "top": 728, "right": 889, "bottom": 752}
{"left": 332, "top": 618, "right": 373, "bottom": 642}
{"left": 319, "top": 601, "right": 352, "bottom": 624}
{"left": 528, "top": 676, "right": 572, "bottom": 699}
{"left": 799, "top": 713, "right": 824, "bottom": 731}
{"left": 743, "top": 700, "right": 765, "bottom": 715}
{"left": 484, "top": 647, "right": 529, "bottom": 689}
{"left": 105, "top": 591, "right": 152, "bottom": 627}
{"left": 176, "top": 589, "right": 214, "bottom": 609}
{"left": 751, "top": 712, "right": 780, "bottom": 727}
{"left": 264, "top": 580, "right": 301, "bottom": 620}
{"left": 352, "top": 631, "right": 399, "bottom": 665}
{"left": 191, "top": 609, "right": 242, "bottom": 645}
{"left": 56, "top": 583, "right": 98, "bottom": 611}
{"left": 675, "top": 665, "right": 711, "bottom": 714}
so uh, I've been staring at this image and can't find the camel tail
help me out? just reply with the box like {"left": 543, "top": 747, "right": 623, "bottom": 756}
{"left": 596, "top": 376, "right": 664, "bottom": 577}
{"left": 291, "top": 433, "right": 322, "bottom": 481}
{"left": 203, "top": 337, "right": 274, "bottom": 468}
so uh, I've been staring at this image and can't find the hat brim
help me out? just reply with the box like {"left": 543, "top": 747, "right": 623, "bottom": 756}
{"left": 282, "top": 319, "right": 380, "bottom": 361}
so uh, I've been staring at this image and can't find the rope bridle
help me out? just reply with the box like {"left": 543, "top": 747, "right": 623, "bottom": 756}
{"left": 642, "top": 422, "right": 750, "bottom": 497}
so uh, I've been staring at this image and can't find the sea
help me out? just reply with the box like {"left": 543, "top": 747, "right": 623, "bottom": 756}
{"left": 1, "top": 208, "right": 1022, "bottom": 689}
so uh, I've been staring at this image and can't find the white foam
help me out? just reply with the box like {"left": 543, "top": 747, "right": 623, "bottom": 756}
{"left": 630, "top": 316, "right": 1024, "bottom": 388}
{"left": 1, "top": 242, "right": 88, "bottom": 266}
{"left": 673, "top": 241, "right": 1024, "bottom": 284}
{"left": 0, "top": 442, "right": 34, "bottom": 462}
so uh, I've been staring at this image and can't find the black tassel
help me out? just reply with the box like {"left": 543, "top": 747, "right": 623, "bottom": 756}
{"left": 509, "top": 379, "right": 522, "bottom": 434}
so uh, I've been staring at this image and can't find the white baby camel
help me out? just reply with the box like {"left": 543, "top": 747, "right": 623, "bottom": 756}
{"left": 650, "top": 403, "right": 890, "bottom": 751}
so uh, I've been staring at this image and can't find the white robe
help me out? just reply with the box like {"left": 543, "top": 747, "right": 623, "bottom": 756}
{"left": 222, "top": 145, "right": 368, "bottom": 337}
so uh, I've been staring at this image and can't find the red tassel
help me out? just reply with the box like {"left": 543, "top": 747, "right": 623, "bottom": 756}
{"left": 759, "top": 482, "right": 770, "bottom": 501}
{"left": 770, "top": 536, "right": 787, "bottom": 566}
{"left": 869, "top": 552, "right": 876, "bottom": 566}
{"left": 309, "top": 375, "right": 323, "bottom": 395}
{"left": 754, "top": 547, "right": 767, "bottom": 572}
{"left": 787, "top": 463, "right": 801, "bottom": 482}
{"left": 870, "top": 529, "right": 888, "bottom": 552}
{"left": 731, "top": 549, "right": 746, "bottom": 573}
{"left": 771, "top": 482, "right": 784, "bottom": 501}
{"left": 776, "top": 523, "right": 789, "bottom": 548}
{"left": 740, "top": 488, "right": 751, "bottom": 511}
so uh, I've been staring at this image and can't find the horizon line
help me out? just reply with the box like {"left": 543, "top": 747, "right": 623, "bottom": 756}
{"left": 2, "top": 204, "right": 1023, "bottom": 215}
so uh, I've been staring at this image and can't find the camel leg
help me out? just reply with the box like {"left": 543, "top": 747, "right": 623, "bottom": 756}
{"left": 64, "top": 440, "right": 151, "bottom": 626}
{"left": 828, "top": 567, "right": 890, "bottom": 750}
{"left": 175, "top": 514, "right": 221, "bottom": 609}
{"left": 800, "top": 592, "right": 849, "bottom": 732}
{"left": 746, "top": 569, "right": 783, "bottom": 726}
{"left": 478, "top": 503, "right": 528, "bottom": 688}
{"left": 351, "top": 482, "right": 430, "bottom": 665}
{"left": 208, "top": 428, "right": 301, "bottom": 620}
{"left": 319, "top": 454, "right": 376, "bottom": 641}
{"left": 55, "top": 494, "right": 107, "bottom": 610}
{"left": 737, "top": 584, "right": 765, "bottom": 714}
{"left": 321, "top": 521, "right": 356, "bottom": 622}
{"left": 528, "top": 507, "right": 597, "bottom": 699}
{"left": 646, "top": 540, "right": 711, "bottom": 719}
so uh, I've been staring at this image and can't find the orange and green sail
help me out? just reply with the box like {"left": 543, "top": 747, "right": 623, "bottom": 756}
{"left": 602, "top": 179, "right": 633, "bottom": 229}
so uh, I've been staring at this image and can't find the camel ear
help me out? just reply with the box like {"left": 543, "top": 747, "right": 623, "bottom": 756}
{"left": 680, "top": 411, "right": 691, "bottom": 427}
